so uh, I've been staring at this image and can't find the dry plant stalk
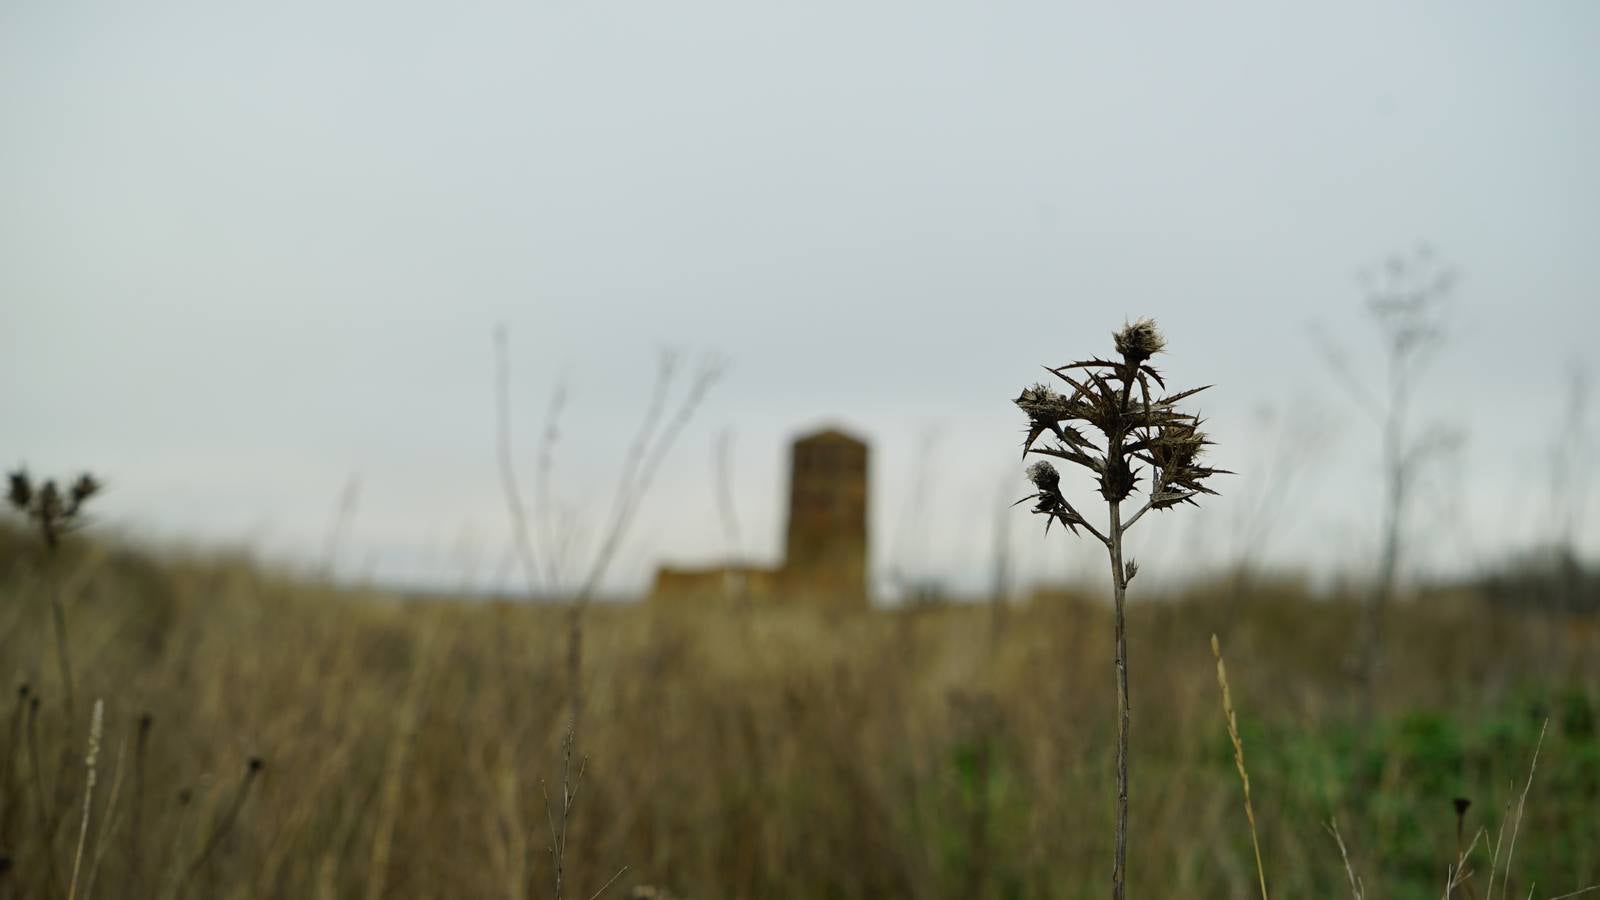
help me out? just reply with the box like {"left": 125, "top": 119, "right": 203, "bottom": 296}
{"left": 491, "top": 327, "right": 721, "bottom": 727}
{"left": 1012, "top": 318, "right": 1226, "bottom": 900}
{"left": 1314, "top": 245, "right": 1458, "bottom": 719}
{"left": 1211, "top": 635, "right": 1269, "bottom": 900}
{"left": 542, "top": 725, "right": 628, "bottom": 900}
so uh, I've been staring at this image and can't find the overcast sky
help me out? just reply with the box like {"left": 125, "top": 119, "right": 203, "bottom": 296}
{"left": 3, "top": 2, "right": 1597, "bottom": 597}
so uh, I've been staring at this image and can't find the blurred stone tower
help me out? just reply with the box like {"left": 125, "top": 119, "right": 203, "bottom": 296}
{"left": 783, "top": 428, "right": 869, "bottom": 605}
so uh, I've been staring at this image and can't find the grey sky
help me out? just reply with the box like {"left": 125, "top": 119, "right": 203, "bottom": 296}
{"left": 4, "top": 2, "right": 1597, "bottom": 596}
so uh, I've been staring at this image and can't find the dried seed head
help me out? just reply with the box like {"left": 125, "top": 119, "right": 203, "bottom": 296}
{"left": 1452, "top": 797, "right": 1471, "bottom": 816}
{"left": 37, "top": 481, "right": 62, "bottom": 520}
{"left": 69, "top": 473, "right": 100, "bottom": 506}
{"left": 1015, "top": 384, "right": 1070, "bottom": 418}
{"left": 1015, "top": 385, "right": 1077, "bottom": 455}
{"left": 1026, "top": 461, "right": 1060, "bottom": 492}
{"left": 6, "top": 470, "right": 30, "bottom": 511}
{"left": 1113, "top": 317, "right": 1165, "bottom": 362}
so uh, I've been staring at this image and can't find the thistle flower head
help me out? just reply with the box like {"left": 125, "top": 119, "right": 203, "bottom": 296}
{"left": 1026, "top": 460, "right": 1060, "bottom": 492}
{"left": 1113, "top": 317, "right": 1165, "bottom": 362}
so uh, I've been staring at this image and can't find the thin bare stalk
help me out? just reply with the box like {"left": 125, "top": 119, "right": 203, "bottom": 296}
{"left": 714, "top": 429, "right": 743, "bottom": 564}
{"left": 174, "top": 758, "right": 263, "bottom": 898}
{"left": 988, "top": 471, "right": 1013, "bottom": 654}
{"left": 493, "top": 324, "right": 545, "bottom": 598}
{"left": 1323, "top": 820, "right": 1364, "bottom": 900}
{"left": 1445, "top": 827, "right": 1486, "bottom": 900}
{"left": 318, "top": 474, "right": 361, "bottom": 579}
{"left": 1211, "top": 636, "right": 1268, "bottom": 900}
{"left": 1498, "top": 720, "right": 1547, "bottom": 900}
{"left": 1548, "top": 886, "right": 1600, "bottom": 900}
{"left": 127, "top": 713, "right": 152, "bottom": 898}
{"left": 1486, "top": 792, "right": 1515, "bottom": 900}
{"left": 542, "top": 726, "right": 589, "bottom": 900}
{"left": 586, "top": 866, "right": 629, "bottom": 900}
{"left": 1313, "top": 247, "right": 1457, "bottom": 724}
{"left": 0, "top": 684, "right": 29, "bottom": 846}
{"left": 48, "top": 581, "right": 76, "bottom": 729}
{"left": 535, "top": 381, "right": 570, "bottom": 591}
{"left": 565, "top": 353, "right": 721, "bottom": 727}
{"left": 26, "top": 695, "right": 65, "bottom": 900}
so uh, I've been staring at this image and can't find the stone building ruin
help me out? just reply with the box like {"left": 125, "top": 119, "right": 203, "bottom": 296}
{"left": 651, "top": 426, "right": 869, "bottom": 607}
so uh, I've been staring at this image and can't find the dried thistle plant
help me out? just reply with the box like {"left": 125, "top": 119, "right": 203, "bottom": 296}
{"left": 7, "top": 469, "right": 101, "bottom": 552}
{"left": 7, "top": 468, "right": 102, "bottom": 725}
{"left": 1011, "top": 318, "right": 1226, "bottom": 900}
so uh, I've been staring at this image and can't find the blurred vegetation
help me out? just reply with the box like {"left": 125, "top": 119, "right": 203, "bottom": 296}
{"left": 0, "top": 525, "right": 1596, "bottom": 899}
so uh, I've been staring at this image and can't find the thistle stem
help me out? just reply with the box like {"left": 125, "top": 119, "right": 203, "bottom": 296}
{"left": 1107, "top": 499, "right": 1130, "bottom": 900}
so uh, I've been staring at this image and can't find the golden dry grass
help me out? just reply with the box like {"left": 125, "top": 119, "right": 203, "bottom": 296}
{"left": 1, "top": 530, "right": 1596, "bottom": 899}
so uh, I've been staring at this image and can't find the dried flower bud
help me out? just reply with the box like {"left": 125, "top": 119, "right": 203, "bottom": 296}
{"left": 1113, "top": 317, "right": 1165, "bottom": 362}
{"left": 1098, "top": 455, "right": 1138, "bottom": 502}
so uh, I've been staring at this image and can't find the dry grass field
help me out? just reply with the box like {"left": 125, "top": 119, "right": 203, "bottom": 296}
{"left": 1, "top": 527, "right": 1596, "bottom": 900}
